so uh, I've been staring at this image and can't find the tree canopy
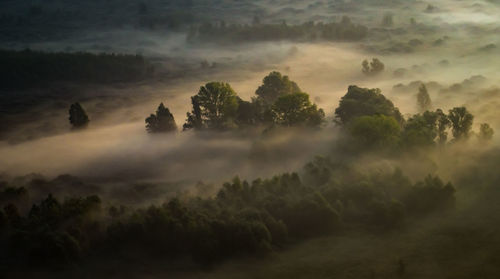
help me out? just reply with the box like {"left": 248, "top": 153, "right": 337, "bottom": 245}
{"left": 255, "top": 71, "right": 302, "bottom": 105}
{"left": 348, "top": 115, "right": 401, "bottom": 148}
{"left": 335, "top": 85, "right": 403, "bottom": 125}
{"left": 448, "top": 107, "right": 474, "bottom": 141}
{"left": 145, "top": 103, "right": 177, "bottom": 133}
{"left": 271, "top": 92, "right": 325, "bottom": 127}
{"left": 184, "top": 82, "right": 239, "bottom": 130}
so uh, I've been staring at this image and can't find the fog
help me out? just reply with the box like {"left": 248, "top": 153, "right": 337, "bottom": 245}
{"left": 2, "top": 0, "right": 500, "bottom": 278}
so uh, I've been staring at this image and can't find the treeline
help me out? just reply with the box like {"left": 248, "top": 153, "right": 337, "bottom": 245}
{"left": 140, "top": 72, "right": 494, "bottom": 150}
{"left": 141, "top": 71, "right": 324, "bottom": 133}
{"left": 0, "top": 159, "right": 455, "bottom": 268}
{"left": 0, "top": 49, "right": 153, "bottom": 89}
{"left": 187, "top": 17, "right": 368, "bottom": 44}
{"left": 335, "top": 85, "right": 494, "bottom": 150}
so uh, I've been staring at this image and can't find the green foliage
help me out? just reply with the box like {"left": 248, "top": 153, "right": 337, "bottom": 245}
{"left": 335, "top": 85, "right": 402, "bottom": 125}
{"left": 145, "top": 103, "right": 177, "bottom": 133}
{"left": 271, "top": 92, "right": 325, "bottom": 127}
{"left": 0, "top": 161, "right": 456, "bottom": 269}
{"left": 401, "top": 111, "right": 438, "bottom": 148}
{"left": 348, "top": 115, "right": 401, "bottom": 148}
{"left": 436, "top": 109, "right": 451, "bottom": 144}
{"left": 256, "top": 71, "right": 302, "bottom": 105}
{"left": 183, "top": 96, "right": 203, "bottom": 130}
{"left": 448, "top": 107, "right": 474, "bottom": 140}
{"left": 183, "top": 73, "right": 325, "bottom": 130}
{"left": 69, "top": 102, "right": 89, "bottom": 128}
{"left": 184, "top": 82, "right": 239, "bottom": 130}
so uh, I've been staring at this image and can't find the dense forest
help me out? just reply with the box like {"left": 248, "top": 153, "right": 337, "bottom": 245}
{"left": 0, "top": 49, "right": 152, "bottom": 89}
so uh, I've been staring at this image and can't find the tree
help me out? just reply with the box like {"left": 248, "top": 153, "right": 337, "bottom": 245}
{"left": 183, "top": 96, "right": 203, "bottom": 130}
{"left": 348, "top": 115, "right": 401, "bottom": 149}
{"left": 184, "top": 82, "right": 239, "bottom": 130}
{"left": 417, "top": 84, "right": 432, "bottom": 112}
{"left": 448, "top": 107, "right": 473, "bottom": 141}
{"left": 436, "top": 109, "right": 451, "bottom": 144}
{"left": 255, "top": 71, "right": 301, "bottom": 105}
{"left": 478, "top": 123, "right": 494, "bottom": 142}
{"left": 362, "top": 58, "right": 385, "bottom": 76}
{"left": 335, "top": 85, "right": 403, "bottom": 125}
{"left": 69, "top": 102, "right": 89, "bottom": 128}
{"left": 236, "top": 99, "right": 259, "bottom": 127}
{"left": 271, "top": 92, "right": 325, "bottom": 127}
{"left": 145, "top": 103, "right": 177, "bottom": 133}
{"left": 401, "top": 111, "right": 438, "bottom": 148}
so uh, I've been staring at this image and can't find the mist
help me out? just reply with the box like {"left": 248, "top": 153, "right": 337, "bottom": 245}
{"left": 1, "top": 0, "right": 500, "bottom": 278}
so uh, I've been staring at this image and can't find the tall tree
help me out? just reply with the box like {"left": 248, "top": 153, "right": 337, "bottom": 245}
{"left": 436, "top": 109, "right": 451, "bottom": 144}
{"left": 448, "top": 107, "right": 473, "bottom": 140}
{"left": 184, "top": 82, "right": 239, "bottom": 130}
{"left": 183, "top": 96, "right": 203, "bottom": 130}
{"left": 417, "top": 84, "right": 432, "bottom": 112}
{"left": 69, "top": 102, "right": 89, "bottom": 128}
{"left": 145, "top": 103, "right": 177, "bottom": 133}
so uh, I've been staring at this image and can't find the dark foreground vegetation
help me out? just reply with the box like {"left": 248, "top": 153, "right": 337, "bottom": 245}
{"left": 0, "top": 49, "right": 153, "bottom": 89}
{"left": 0, "top": 159, "right": 455, "bottom": 269}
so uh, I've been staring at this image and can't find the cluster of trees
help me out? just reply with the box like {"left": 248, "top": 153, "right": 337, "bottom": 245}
{"left": 0, "top": 158, "right": 455, "bottom": 268}
{"left": 334, "top": 85, "right": 494, "bottom": 150}
{"left": 144, "top": 72, "right": 324, "bottom": 133}
{"left": 182, "top": 73, "right": 324, "bottom": 130}
{"left": 187, "top": 17, "right": 368, "bottom": 44}
{"left": 0, "top": 49, "right": 153, "bottom": 89}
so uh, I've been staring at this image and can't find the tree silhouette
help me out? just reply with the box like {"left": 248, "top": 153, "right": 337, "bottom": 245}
{"left": 184, "top": 82, "right": 239, "bottom": 130}
{"left": 448, "top": 107, "right": 473, "bottom": 141}
{"left": 255, "top": 71, "right": 301, "bottom": 105}
{"left": 183, "top": 96, "right": 203, "bottom": 130}
{"left": 417, "top": 84, "right": 432, "bottom": 112}
{"left": 145, "top": 103, "right": 177, "bottom": 133}
{"left": 335, "top": 85, "right": 402, "bottom": 125}
{"left": 478, "top": 123, "right": 494, "bottom": 142}
{"left": 69, "top": 102, "right": 89, "bottom": 128}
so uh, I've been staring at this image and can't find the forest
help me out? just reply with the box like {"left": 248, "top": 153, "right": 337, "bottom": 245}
{"left": 1, "top": 0, "right": 500, "bottom": 278}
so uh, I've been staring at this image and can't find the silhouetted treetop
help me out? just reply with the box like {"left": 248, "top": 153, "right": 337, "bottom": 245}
{"left": 146, "top": 103, "right": 177, "bottom": 133}
{"left": 69, "top": 102, "right": 89, "bottom": 128}
{"left": 335, "top": 85, "right": 403, "bottom": 125}
{"left": 256, "top": 71, "right": 302, "bottom": 105}
{"left": 184, "top": 82, "right": 239, "bottom": 130}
